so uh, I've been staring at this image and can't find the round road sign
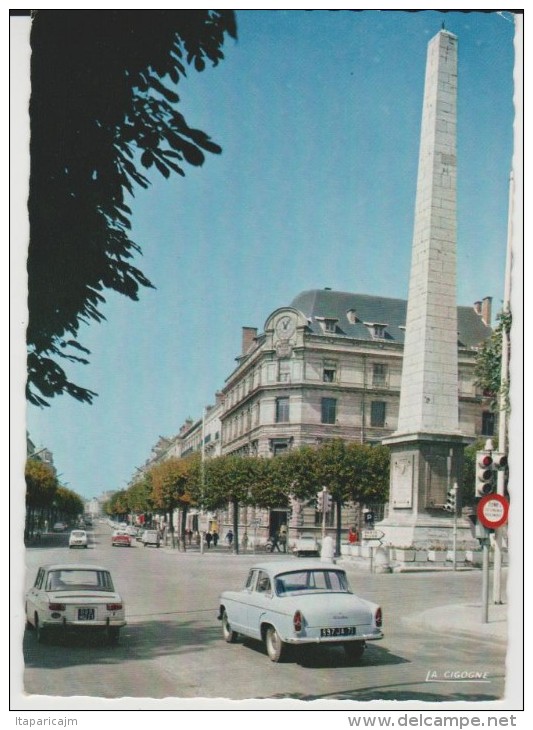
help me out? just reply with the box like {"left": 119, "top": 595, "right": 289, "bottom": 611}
{"left": 477, "top": 494, "right": 509, "bottom": 529}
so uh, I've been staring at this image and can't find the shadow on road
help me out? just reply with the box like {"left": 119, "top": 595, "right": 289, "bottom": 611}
{"left": 23, "top": 617, "right": 221, "bottom": 669}
{"left": 232, "top": 635, "right": 407, "bottom": 669}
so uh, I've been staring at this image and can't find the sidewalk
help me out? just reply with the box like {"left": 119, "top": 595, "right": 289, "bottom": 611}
{"left": 402, "top": 601, "right": 508, "bottom": 644}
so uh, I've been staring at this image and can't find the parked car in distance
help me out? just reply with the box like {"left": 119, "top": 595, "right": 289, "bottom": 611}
{"left": 218, "top": 560, "right": 383, "bottom": 663}
{"left": 111, "top": 530, "right": 132, "bottom": 548}
{"left": 293, "top": 533, "right": 320, "bottom": 557}
{"left": 52, "top": 522, "right": 67, "bottom": 532}
{"left": 68, "top": 530, "right": 88, "bottom": 549}
{"left": 25, "top": 563, "right": 126, "bottom": 644}
{"left": 125, "top": 526, "right": 138, "bottom": 538}
{"left": 141, "top": 529, "right": 161, "bottom": 548}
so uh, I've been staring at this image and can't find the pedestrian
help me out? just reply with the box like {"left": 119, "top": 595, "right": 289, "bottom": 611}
{"left": 348, "top": 526, "right": 358, "bottom": 544}
{"left": 187, "top": 529, "right": 193, "bottom": 545}
{"left": 226, "top": 529, "right": 234, "bottom": 548}
{"left": 279, "top": 524, "right": 287, "bottom": 553}
{"left": 205, "top": 531, "right": 212, "bottom": 549}
{"left": 270, "top": 531, "right": 281, "bottom": 552}
{"left": 212, "top": 530, "right": 219, "bottom": 547}
{"left": 241, "top": 531, "right": 248, "bottom": 551}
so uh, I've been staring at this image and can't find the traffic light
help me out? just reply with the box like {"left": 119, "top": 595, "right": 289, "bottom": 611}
{"left": 492, "top": 452, "right": 508, "bottom": 471}
{"left": 316, "top": 490, "right": 325, "bottom": 511}
{"left": 476, "top": 451, "right": 494, "bottom": 497}
{"left": 444, "top": 485, "right": 457, "bottom": 513}
{"left": 324, "top": 492, "right": 333, "bottom": 513}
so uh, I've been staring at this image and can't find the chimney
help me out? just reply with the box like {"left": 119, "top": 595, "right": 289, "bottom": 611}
{"left": 242, "top": 326, "right": 258, "bottom": 355}
{"left": 481, "top": 296, "right": 492, "bottom": 327}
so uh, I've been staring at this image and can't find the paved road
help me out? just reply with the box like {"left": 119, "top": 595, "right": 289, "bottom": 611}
{"left": 20, "top": 524, "right": 509, "bottom": 704}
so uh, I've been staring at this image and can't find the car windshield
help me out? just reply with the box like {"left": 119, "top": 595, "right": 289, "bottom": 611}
{"left": 274, "top": 569, "right": 351, "bottom": 596}
{"left": 46, "top": 569, "right": 115, "bottom": 592}
{"left": 71, "top": 531, "right": 85, "bottom": 537}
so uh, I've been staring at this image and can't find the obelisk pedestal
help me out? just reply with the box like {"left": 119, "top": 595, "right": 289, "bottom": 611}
{"left": 380, "top": 30, "right": 470, "bottom": 547}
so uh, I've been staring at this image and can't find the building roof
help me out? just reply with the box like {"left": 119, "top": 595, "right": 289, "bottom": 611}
{"left": 290, "top": 289, "right": 492, "bottom": 348}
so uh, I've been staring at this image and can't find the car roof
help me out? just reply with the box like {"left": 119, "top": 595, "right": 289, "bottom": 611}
{"left": 249, "top": 560, "right": 341, "bottom": 574}
{"left": 38, "top": 564, "right": 111, "bottom": 572}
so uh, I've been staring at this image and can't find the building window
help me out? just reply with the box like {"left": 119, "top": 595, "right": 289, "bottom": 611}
{"left": 365, "top": 321, "right": 388, "bottom": 339}
{"left": 482, "top": 411, "right": 495, "bottom": 436}
{"left": 323, "top": 366, "right": 337, "bottom": 383}
{"left": 372, "top": 363, "right": 387, "bottom": 386}
{"left": 275, "top": 397, "right": 290, "bottom": 423}
{"left": 278, "top": 360, "right": 291, "bottom": 382}
{"left": 370, "top": 401, "right": 386, "bottom": 427}
{"left": 324, "top": 319, "right": 337, "bottom": 333}
{"left": 321, "top": 397, "right": 337, "bottom": 424}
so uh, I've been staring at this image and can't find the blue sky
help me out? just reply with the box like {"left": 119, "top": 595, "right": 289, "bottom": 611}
{"left": 21, "top": 9, "right": 516, "bottom": 500}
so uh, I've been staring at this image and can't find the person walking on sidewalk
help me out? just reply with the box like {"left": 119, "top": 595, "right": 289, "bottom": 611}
{"left": 205, "top": 531, "right": 212, "bottom": 549}
{"left": 212, "top": 530, "right": 219, "bottom": 547}
{"left": 226, "top": 529, "right": 234, "bottom": 548}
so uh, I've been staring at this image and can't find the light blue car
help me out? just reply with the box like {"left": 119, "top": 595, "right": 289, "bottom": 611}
{"left": 218, "top": 560, "right": 383, "bottom": 662}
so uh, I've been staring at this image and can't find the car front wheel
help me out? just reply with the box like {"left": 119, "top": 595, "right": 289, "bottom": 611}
{"left": 265, "top": 625, "right": 286, "bottom": 662}
{"left": 222, "top": 610, "right": 238, "bottom": 643}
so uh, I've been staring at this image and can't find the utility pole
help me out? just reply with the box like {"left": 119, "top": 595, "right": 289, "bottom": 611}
{"left": 493, "top": 170, "right": 513, "bottom": 605}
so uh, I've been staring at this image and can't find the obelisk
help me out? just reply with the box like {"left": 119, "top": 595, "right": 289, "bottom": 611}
{"left": 381, "top": 29, "right": 469, "bottom": 547}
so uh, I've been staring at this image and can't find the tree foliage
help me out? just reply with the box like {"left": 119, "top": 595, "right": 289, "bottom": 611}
{"left": 25, "top": 458, "right": 58, "bottom": 509}
{"left": 27, "top": 10, "right": 237, "bottom": 407}
{"left": 150, "top": 456, "right": 194, "bottom": 514}
{"left": 474, "top": 310, "right": 512, "bottom": 412}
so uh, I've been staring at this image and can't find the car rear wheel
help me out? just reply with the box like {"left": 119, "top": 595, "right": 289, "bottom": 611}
{"left": 344, "top": 641, "right": 366, "bottom": 661}
{"left": 221, "top": 610, "right": 238, "bottom": 643}
{"left": 265, "top": 625, "right": 286, "bottom": 662}
{"left": 107, "top": 627, "right": 120, "bottom": 645}
{"left": 35, "top": 616, "right": 48, "bottom": 644}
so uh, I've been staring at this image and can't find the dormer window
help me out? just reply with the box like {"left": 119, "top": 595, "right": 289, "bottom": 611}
{"left": 364, "top": 322, "right": 388, "bottom": 339}
{"left": 315, "top": 317, "right": 338, "bottom": 334}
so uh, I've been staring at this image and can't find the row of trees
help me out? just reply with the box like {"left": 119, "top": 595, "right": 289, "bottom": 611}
{"left": 25, "top": 458, "right": 85, "bottom": 542}
{"left": 105, "top": 440, "right": 391, "bottom": 554}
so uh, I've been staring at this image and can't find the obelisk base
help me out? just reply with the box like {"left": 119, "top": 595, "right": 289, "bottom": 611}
{"left": 379, "top": 432, "right": 470, "bottom": 548}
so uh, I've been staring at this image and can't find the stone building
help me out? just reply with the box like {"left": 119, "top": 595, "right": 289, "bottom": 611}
{"left": 214, "top": 287, "right": 493, "bottom": 543}
{"left": 220, "top": 288, "right": 493, "bottom": 457}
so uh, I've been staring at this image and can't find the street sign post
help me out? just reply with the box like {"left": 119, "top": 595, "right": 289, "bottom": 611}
{"left": 476, "top": 494, "right": 509, "bottom": 623}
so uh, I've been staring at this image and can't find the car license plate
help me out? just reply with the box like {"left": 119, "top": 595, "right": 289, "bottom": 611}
{"left": 78, "top": 608, "right": 95, "bottom": 621}
{"left": 320, "top": 626, "right": 356, "bottom": 637}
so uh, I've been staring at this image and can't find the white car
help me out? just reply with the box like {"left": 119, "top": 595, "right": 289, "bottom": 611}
{"left": 293, "top": 533, "right": 320, "bottom": 557}
{"left": 218, "top": 560, "right": 383, "bottom": 662}
{"left": 25, "top": 564, "right": 126, "bottom": 644}
{"left": 68, "top": 529, "right": 88, "bottom": 549}
{"left": 141, "top": 529, "right": 161, "bottom": 547}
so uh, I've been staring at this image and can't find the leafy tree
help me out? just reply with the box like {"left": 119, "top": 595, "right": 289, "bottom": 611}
{"left": 474, "top": 310, "right": 512, "bottom": 412}
{"left": 28, "top": 10, "right": 237, "bottom": 407}
{"left": 106, "top": 489, "right": 130, "bottom": 520}
{"left": 203, "top": 455, "right": 259, "bottom": 553}
{"left": 54, "top": 485, "right": 85, "bottom": 521}
{"left": 264, "top": 441, "right": 389, "bottom": 554}
{"left": 149, "top": 456, "right": 195, "bottom": 546}
{"left": 25, "top": 458, "right": 58, "bottom": 539}
{"left": 269, "top": 446, "right": 320, "bottom": 502}
{"left": 127, "top": 474, "right": 154, "bottom": 515}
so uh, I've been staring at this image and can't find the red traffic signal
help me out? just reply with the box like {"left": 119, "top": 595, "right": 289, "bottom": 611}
{"left": 476, "top": 451, "right": 494, "bottom": 498}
